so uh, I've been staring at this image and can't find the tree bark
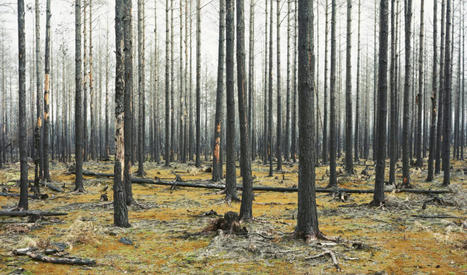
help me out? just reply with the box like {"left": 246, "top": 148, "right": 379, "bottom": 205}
{"left": 137, "top": 0, "right": 145, "bottom": 176}
{"left": 344, "top": 0, "right": 353, "bottom": 174}
{"left": 415, "top": 0, "right": 424, "bottom": 167}
{"left": 322, "top": 0, "right": 329, "bottom": 164}
{"left": 296, "top": 0, "right": 320, "bottom": 240}
{"left": 276, "top": 0, "right": 282, "bottom": 171}
{"left": 442, "top": 0, "right": 452, "bottom": 186}
{"left": 165, "top": 0, "right": 170, "bottom": 166}
{"left": 268, "top": 0, "right": 273, "bottom": 177}
{"left": 354, "top": 0, "right": 361, "bottom": 162}
{"left": 195, "top": 0, "right": 201, "bottom": 167}
{"left": 74, "top": 0, "right": 84, "bottom": 193}
{"left": 328, "top": 0, "right": 337, "bottom": 188}
{"left": 435, "top": 0, "right": 445, "bottom": 175}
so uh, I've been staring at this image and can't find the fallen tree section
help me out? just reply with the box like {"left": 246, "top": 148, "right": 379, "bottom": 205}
{"left": 0, "top": 210, "right": 67, "bottom": 217}
{"left": 76, "top": 171, "right": 452, "bottom": 195}
{"left": 14, "top": 248, "right": 96, "bottom": 266}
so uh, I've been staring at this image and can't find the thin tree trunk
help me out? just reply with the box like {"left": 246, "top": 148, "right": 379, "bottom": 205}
{"left": 213, "top": 0, "right": 225, "bottom": 182}
{"left": 373, "top": 0, "right": 389, "bottom": 206}
{"left": 415, "top": 0, "right": 424, "bottom": 167}
{"left": 426, "top": 0, "right": 437, "bottom": 181}
{"left": 137, "top": 0, "right": 145, "bottom": 176}
{"left": 74, "top": 0, "right": 84, "bottom": 192}
{"left": 435, "top": 0, "right": 445, "bottom": 174}
{"left": 33, "top": 0, "right": 42, "bottom": 196}
{"left": 114, "top": 0, "right": 130, "bottom": 227}
{"left": 165, "top": 0, "right": 170, "bottom": 166}
{"left": 442, "top": 0, "right": 452, "bottom": 186}
{"left": 328, "top": 0, "right": 337, "bottom": 188}
{"left": 268, "top": 0, "right": 273, "bottom": 177}
{"left": 389, "top": 0, "right": 397, "bottom": 184}
{"left": 249, "top": 0, "right": 256, "bottom": 161}
{"left": 344, "top": 0, "right": 353, "bottom": 173}
{"left": 276, "top": 0, "right": 282, "bottom": 171}
{"left": 195, "top": 0, "right": 201, "bottom": 167}
{"left": 322, "top": 0, "right": 329, "bottom": 164}
{"left": 354, "top": 0, "right": 361, "bottom": 162}
{"left": 225, "top": 0, "right": 237, "bottom": 201}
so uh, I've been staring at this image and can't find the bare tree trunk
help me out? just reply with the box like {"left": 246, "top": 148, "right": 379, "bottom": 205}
{"left": 74, "top": 0, "right": 84, "bottom": 192}
{"left": 373, "top": 0, "right": 389, "bottom": 206}
{"left": 435, "top": 0, "right": 445, "bottom": 174}
{"left": 291, "top": 0, "right": 297, "bottom": 163}
{"left": 389, "top": 0, "right": 397, "bottom": 184}
{"left": 42, "top": 0, "right": 51, "bottom": 181}
{"left": 225, "top": 0, "right": 237, "bottom": 201}
{"left": 213, "top": 0, "right": 225, "bottom": 182}
{"left": 322, "top": 0, "right": 329, "bottom": 164}
{"left": 105, "top": 23, "right": 110, "bottom": 159}
{"left": 442, "top": 0, "right": 452, "bottom": 186}
{"left": 415, "top": 0, "right": 424, "bottom": 167}
{"left": 82, "top": 0, "right": 88, "bottom": 162}
{"left": 328, "top": 0, "right": 337, "bottom": 188}
{"left": 344, "top": 0, "right": 353, "bottom": 173}
{"left": 179, "top": 0, "right": 185, "bottom": 163}
{"left": 170, "top": 0, "right": 175, "bottom": 162}
{"left": 354, "top": 0, "right": 361, "bottom": 162}
{"left": 114, "top": 0, "right": 130, "bottom": 227}
{"left": 17, "top": 0, "right": 28, "bottom": 209}
{"left": 123, "top": 0, "right": 134, "bottom": 204}
{"left": 33, "top": 0, "right": 42, "bottom": 196}
{"left": 427, "top": 0, "right": 437, "bottom": 181}
{"left": 296, "top": 0, "right": 320, "bottom": 240}
{"left": 137, "top": 0, "right": 145, "bottom": 176}
{"left": 89, "top": 0, "right": 96, "bottom": 161}
{"left": 165, "top": 0, "right": 170, "bottom": 166}
{"left": 249, "top": 0, "right": 256, "bottom": 161}
{"left": 401, "top": 0, "right": 412, "bottom": 187}
{"left": 276, "top": 0, "right": 282, "bottom": 171}
{"left": 195, "top": 0, "right": 201, "bottom": 167}
{"left": 268, "top": 0, "right": 273, "bottom": 177}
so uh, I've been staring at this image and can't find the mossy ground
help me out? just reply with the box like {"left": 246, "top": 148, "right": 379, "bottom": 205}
{"left": 0, "top": 158, "right": 465, "bottom": 274}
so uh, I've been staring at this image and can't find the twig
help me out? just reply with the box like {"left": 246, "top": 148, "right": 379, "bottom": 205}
{"left": 306, "top": 249, "right": 341, "bottom": 271}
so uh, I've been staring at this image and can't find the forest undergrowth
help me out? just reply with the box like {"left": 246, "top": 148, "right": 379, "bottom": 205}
{"left": 0, "top": 159, "right": 465, "bottom": 274}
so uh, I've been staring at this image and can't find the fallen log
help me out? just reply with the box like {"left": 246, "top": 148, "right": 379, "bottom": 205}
{"left": 45, "top": 182, "right": 63, "bottom": 193}
{"left": 78, "top": 171, "right": 452, "bottom": 195}
{"left": 14, "top": 248, "right": 96, "bottom": 266}
{"left": 411, "top": 215, "right": 465, "bottom": 219}
{"left": 0, "top": 210, "right": 67, "bottom": 218}
{"left": 0, "top": 192, "right": 37, "bottom": 198}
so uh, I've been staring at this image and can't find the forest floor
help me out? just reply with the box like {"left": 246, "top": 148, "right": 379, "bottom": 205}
{"left": 0, "top": 157, "right": 465, "bottom": 274}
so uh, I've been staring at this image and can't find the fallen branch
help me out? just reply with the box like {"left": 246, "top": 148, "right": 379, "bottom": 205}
{"left": 14, "top": 248, "right": 95, "bottom": 266}
{"left": 0, "top": 210, "right": 67, "bottom": 218}
{"left": 77, "top": 171, "right": 452, "bottom": 195}
{"left": 411, "top": 215, "right": 465, "bottom": 219}
{"left": 0, "top": 192, "right": 37, "bottom": 198}
{"left": 45, "top": 182, "right": 63, "bottom": 193}
{"left": 306, "top": 249, "right": 341, "bottom": 271}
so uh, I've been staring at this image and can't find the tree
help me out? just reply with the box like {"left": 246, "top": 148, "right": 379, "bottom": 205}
{"left": 344, "top": 0, "right": 353, "bottom": 174}
{"left": 322, "top": 0, "right": 329, "bottom": 163}
{"left": 401, "top": 0, "right": 412, "bottom": 188}
{"left": 17, "top": 0, "right": 28, "bottom": 210}
{"left": 225, "top": 0, "right": 237, "bottom": 201}
{"left": 165, "top": 0, "right": 170, "bottom": 166}
{"left": 372, "top": 0, "right": 389, "bottom": 206}
{"left": 123, "top": 0, "right": 134, "bottom": 204}
{"left": 435, "top": 0, "right": 445, "bottom": 175}
{"left": 328, "top": 0, "right": 337, "bottom": 188}
{"left": 212, "top": 0, "right": 225, "bottom": 182}
{"left": 249, "top": 0, "right": 256, "bottom": 160}
{"left": 42, "top": 0, "right": 51, "bottom": 181}
{"left": 114, "top": 0, "right": 130, "bottom": 228}
{"left": 354, "top": 0, "right": 361, "bottom": 162}
{"left": 276, "top": 0, "right": 282, "bottom": 171}
{"left": 89, "top": 0, "right": 96, "bottom": 161}
{"left": 427, "top": 0, "right": 437, "bottom": 181}
{"left": 75, "top": 0, "right": 84, "bottom": 193}
{"left": 442, "top": 0, "right": 452, "bottom": 186}
{"left": 82, "top": 0, "right": 88, "bottom": 162}
{"left": 388, "top": 0, "right": 397, "bottom": 185}
{"left": 195, "top": 0, "right": 201, "bottom": 167}
{"left": 137, "top": 0, "right": 145, "bottom": 176}
{"left": 296, "top": 0, "right": 320, "bottom": 240}
{"left": 33, "top": 0, "right": 42, "bottom": 196}
{"left": 237, "top": 0, "right": 253, "bottom": 220}
{"left": 415, "top": 0, "right": 424, "bottom": 167}
{"left": 268, "top": 0, "right": 273, "bottom": 177}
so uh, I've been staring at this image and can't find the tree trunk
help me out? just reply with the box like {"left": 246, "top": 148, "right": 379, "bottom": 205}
{"left": 195, "top": 0, "right": 201, "bottom": 167}
{"left": 137, "top": 0, "right": 145, "bottom": 176}
{"left": 276, "top": 0, "right": 282, "bottom": 171}
{"left": 225, "top": 0, "right": 237, "bottom": 201}
{"left": 415, "top": 0, "right": 424, "bottom": 167}
{"left": 389, "top": 0, "right": 397, "bottom": 185}
{"left": 442, "top": 0, "right": 452, "bottom": 186}
{"left": 344, "top": 0, "right": 353, "bottom": 173}
{"left": 123, "top": 0, "right": 134, "bottom": 204}
{"left": 42, "top": 0, "right": 51, "bottom": 181}
{"left": 165, "top": 0, "right": 170, "bottom": 166}
{"left": 114, "top": 0, "right": 130, "bottom": 227}
{"left": 268, "top": 0, "right": 273, "bottom": 177}
{"left": 354, "top": 0, "right": 361, "bottom": 162}
{"left": 249, "top": 0, "right": 256, "bottom": 161}
{"left": 322, "top": 0, "right": 329, "bottom": 164}
{"left": 373, "top": 0, "right": 389, "bottom": 206}
{"left": 328, "top": 0, "right": 337, "bottom": 188}
{"left": 74, "top": 0, "right": 84, "bottom": 192}
{"left": 401, "top": 0, "right": 412, "bottom": 187}
{"left": 435, "top": 0, "right": 445, "bottom": 175}
{"left": 33, "top": 0, "right": 42, "bottom": 196}
{"left": 296, "top": 0, "right": 320, "bottom": 240}
{"left": 213, "top": 0, "right": 225, "bottom": 182}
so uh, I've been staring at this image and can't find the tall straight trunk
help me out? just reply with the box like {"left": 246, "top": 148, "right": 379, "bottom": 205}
{"left": 435, "top": 0, "right": 445, "bottom": 174}
{"left": 89, "top": 0, "right": 96, "bottom": 161}
{"left": 328, "top": 0, "right": 337, "bottom": 187}
{"left": 195, "top": 0, "right": 201, "bottom": 167}
{"left": 296, "top": 0, "right": 320, "bottom": 240}
{"left": 225, "top": 0, "right": 237, "bottom": 201}
{"left": 344, "top": 0, "right": 353, "bottom": 173}
{"left": 183, "top": 0, "right": 189, "bottom": 163}
{"left": 263, "top": 0, "right": 269, "bottom": 164}
{"left": 461, "top": 3, "right": 465, "bottom": 161}
{"left": 189, "top": 0, "right": 194, "bottom": 161}
{"left": 213, "top": 0, "right": 225, "bottom": 182}
{"left": 442, "top": 0, "right": 451, "bottom": 186}
{"left": 170, "top": 0, "right": 175, "bottom": 162}
{"left": 389, "top": 0, "right": 397, "bottom": 184}
{"left": 33, "top": 0, "right": 42, "bottom": 195}
{"left": 137, "top": 0, "right": 145, "bottom": 176}
{"left": 154, "top": 0, "right": 160, "bottom": 163}
{"left": 83, "top": 0, "right": 88, "bottom": 161}
{"left": 284, "top": 0, "right": 290, "bottom": 162}
{"left": 114, "top": 0, "right": 130, "bottom": 227}
{"left": 268, "top": 0, "right": 273, "bottom": 177}
{"left": 123, "top": 0, "right": 134, "bottom": 204}
{"left": 322, "top": 0, "right": 329, "bottom": 163}
{"left": 291, "top": 0, "right": 297, "bottom": 162}
{"left": 17, "top": 0, "right": 28, "bottom": 209}
{"left": 373, "top": 0, "right": 389, "bottom": 206}
{"left": 401, "top": 0, "right": 412, "bottom": 187}
{"left": 249, "top": 0, "right": 256, "bottom": 160}
{"left": 43, "top": 0, "right": 51, "bottom": 181}
{"left": 354, "top": 0, "right": 361, "bottom": 162}
{"left": 165, "top": 0, "right": 170, "bottom": 166}
{"left": 276, "top": 0, "right": 282, "bottom": 171}
{"left": 105, "top": 23, "right": 110, "bottom": 159}
{"left": 415, "top": 0, "right": 424, "bottom": 167}
{"left": 179, "top": 0, "right": 185, "bottom": 162}
{"left": 427, "top": 0, "right": 437, "bottom": 181}
{"left": 74, "top": 0, "right": 84, "bottom": 192}
{"left": 237, "top": 0, "right": 253, "bottom": 220}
